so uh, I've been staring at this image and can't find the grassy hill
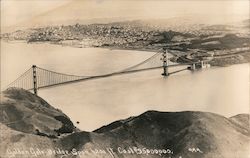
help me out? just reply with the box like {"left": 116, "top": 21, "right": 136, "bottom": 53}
{"left": 0, "top": 88, "right": 78, "bottom": 138}
{"left": 0, "top": 89, "right": 249, "bottom": 158}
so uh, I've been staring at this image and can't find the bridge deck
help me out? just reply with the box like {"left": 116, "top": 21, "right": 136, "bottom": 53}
{"left": 29, "top": 64, "right": 190, "bottom": 90}
{"left": 6, "top": 51, "right": 197, "bottom": 92}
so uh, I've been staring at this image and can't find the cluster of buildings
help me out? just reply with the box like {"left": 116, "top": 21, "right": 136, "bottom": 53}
{"left": 25, "top": 24, "right": 160, "bottom": 47}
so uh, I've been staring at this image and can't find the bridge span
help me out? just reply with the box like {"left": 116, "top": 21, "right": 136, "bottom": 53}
{"left": 5, "top": 49, "right": 201, "bottom": 95}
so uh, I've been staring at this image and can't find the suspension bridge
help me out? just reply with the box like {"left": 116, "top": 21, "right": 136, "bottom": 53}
{"left": 5, "top": 49, "right": 202, "bottom": 95}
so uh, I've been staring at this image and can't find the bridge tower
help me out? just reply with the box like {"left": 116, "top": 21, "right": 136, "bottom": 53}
{"left": 161, "top": 48, "right": 169, "bottom": 76}
{"left": 32, "top": 65, "right": 38, "bottom": 95}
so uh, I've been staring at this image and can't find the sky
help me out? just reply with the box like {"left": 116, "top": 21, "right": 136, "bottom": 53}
{"left": 1, "top": 0, "right": 71, "bottom": 27}
{"left": 1, "top": 0, "right": 249, "bottom": 29}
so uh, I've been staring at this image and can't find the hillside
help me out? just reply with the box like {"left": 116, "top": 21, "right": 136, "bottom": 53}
{"left": 92, "top": 111, "right": 250, "bottom": 158}
{"left": 0, "top": 88, "right": 78, "bottom": 137}
{"left": 0, "top": 122, "right": 56, "bottom": 158}
{"left": 0, "top": 89, "right": 249, "bottom": 158}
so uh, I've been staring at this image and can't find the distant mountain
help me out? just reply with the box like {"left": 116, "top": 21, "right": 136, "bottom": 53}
{"left": 0, "top": 89, "right": 249, "bottom": 158}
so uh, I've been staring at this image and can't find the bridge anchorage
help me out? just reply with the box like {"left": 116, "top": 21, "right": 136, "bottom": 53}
{"left": 187, "top": 60, "right": 211, "bottom": 70}
{"left": 5, "top": 50, "right": 206, "bottom": 95}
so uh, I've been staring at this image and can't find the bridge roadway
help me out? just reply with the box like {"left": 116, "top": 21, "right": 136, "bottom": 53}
{"left": 31, "top": 63, "right": 193, "bottom": 90}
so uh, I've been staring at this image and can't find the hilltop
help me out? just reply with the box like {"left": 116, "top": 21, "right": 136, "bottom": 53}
{"left": 0, "top": 88, "right": 249, "bottom": 158}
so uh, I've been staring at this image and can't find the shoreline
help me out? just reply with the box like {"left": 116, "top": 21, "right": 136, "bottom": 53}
{"left": 2, "top": 39, "right": 249, "bottom": 67}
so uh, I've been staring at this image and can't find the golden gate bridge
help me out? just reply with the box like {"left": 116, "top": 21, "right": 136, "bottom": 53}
{"left": 5, "top": 49, "right": 200, "bottom": 95}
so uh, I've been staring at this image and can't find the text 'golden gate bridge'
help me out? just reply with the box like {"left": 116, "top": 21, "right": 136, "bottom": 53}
{"left": 5, "top": 50, "right": 200, "bottom": 95}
